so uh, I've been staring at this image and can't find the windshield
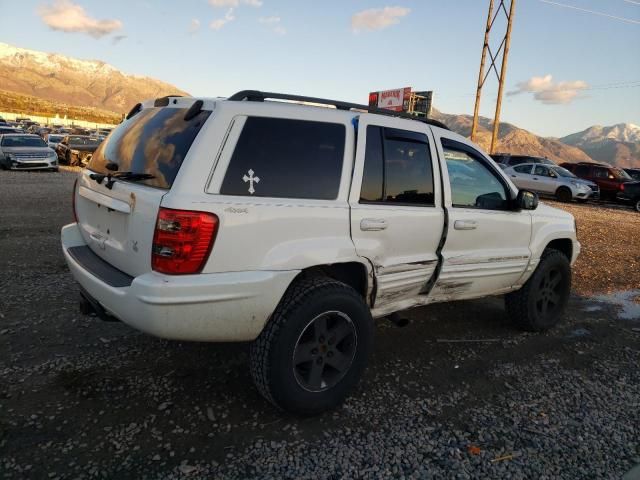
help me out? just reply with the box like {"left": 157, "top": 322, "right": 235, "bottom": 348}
{"left": 551, "top": 166, "right": 576, "bottom": 178}
{"left": 48, "top": 135, "right": 64, "bottom": 142}
{"left": 88, "top": 107, "right": 211, "bottom": 189}
{"left": 1, "top": 136, "right": 48, "bottom": 148}
{"left": 68, "top": 136, "right": 99, "bottom": 146}
{"left": 612, "top": 168, "right": 632, "bottom": 180}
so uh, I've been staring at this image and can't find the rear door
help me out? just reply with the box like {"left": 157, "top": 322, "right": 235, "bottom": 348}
{"left": 349, "top": 118, "right": 444, "bottom": 315}
{"left": 532, "top": 165, "right": 557, "bottom": 195}
{"left": 78, "top": 103, "right": 212, "bottom": 277}
{"left": 507, "top": 164, "right": 535, "bottom": 190}
{"left": 430, "top": 136, "right": 531, "bottom": 300}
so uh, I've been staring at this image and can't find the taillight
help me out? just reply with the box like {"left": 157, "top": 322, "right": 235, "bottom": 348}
{"left": 152, "top": 208, "right": 218, "bottom": 275}
{"left": 620, "top": 183, "right": 625, "bottom": 191}
{"left": 72, "top": 177, "right": 78, "bottom": 223}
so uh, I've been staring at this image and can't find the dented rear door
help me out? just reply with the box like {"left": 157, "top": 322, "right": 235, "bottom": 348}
{"left": 349, "top": 117, "right": 445, "bottom": 316}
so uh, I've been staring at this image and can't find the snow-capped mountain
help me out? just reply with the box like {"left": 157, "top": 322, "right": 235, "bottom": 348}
{"left": 0, "top": 42, "right": 188, "bottom": 114}
{"left": 560, "top": 123, "right": 640, "bottom": 167}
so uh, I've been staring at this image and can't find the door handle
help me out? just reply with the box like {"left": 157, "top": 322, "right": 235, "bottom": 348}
{"left": 360, "top": 218, "right": 388, "bottom": 231}
{"left": 533, "top": 177, "right": 539, "bottom": 180}
{"left": 511, "top": 175, "right": 516, "bottom": 178}
{"left": 454, "top": 220, "right": 478, "bottom": 231}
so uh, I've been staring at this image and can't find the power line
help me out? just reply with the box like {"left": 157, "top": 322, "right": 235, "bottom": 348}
{"left": 538, "top": 0, "right": 640, "bottom": 24}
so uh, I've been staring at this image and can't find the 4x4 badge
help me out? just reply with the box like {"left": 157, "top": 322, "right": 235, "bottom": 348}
{"left": 242, "top": 169, "right": 260, "bottom": 195}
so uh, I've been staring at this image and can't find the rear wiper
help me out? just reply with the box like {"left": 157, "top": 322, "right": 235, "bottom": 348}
{"left": 112, "top": 171, "right": 156, "bottom": 180}
{"left": 89, "top": 171, "right": 155, "bottom": 190}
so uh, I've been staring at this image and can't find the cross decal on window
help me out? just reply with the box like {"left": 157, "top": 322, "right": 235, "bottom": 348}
{"left": 242, "top": 169, "right": 260, "bottom": 194}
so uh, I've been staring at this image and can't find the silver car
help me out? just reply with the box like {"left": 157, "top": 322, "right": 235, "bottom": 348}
{"left": 0, "top": 134, "right": 59, "bottom": 171}
{"left": 504, "top": 163, "right": 599, "bottom": 203}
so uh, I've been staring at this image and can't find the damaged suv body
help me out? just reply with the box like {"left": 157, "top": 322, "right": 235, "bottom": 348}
{"left": 61, "top": 91, "right": 580, "bottom": 414}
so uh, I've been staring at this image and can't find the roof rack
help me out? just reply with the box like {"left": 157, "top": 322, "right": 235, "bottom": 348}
{"left": 227, "top": 90, "right": 449, "bottom": 130}
{"left": 575, "top": 161, "right": 609, "bottom": 166}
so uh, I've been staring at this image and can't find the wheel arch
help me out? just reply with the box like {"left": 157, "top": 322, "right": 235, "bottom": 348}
{"left": 545, "top": 238, "right": 573, "bottom": 261}
{"left": 290, "top": 261, "right": 371, "bottom": 302}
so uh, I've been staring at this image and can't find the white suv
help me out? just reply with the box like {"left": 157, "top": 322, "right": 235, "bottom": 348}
{"left": 61, "top": 91, "right": 580, "bottom": 414}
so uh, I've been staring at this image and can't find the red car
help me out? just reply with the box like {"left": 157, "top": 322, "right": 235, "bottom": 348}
{"left": 560, "top": 162, "right": 637, "bottom": 201}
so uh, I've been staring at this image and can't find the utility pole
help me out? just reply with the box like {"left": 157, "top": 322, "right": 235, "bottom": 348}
{"left": 470, "top": 0, "right": 516, "bottom": 154}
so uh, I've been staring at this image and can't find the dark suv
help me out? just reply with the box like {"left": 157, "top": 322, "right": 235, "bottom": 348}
{"left": 491, "top": 153, "right": 555, "bottom": 169}
{"left": 560, "top": 162, "right": 638, "bottom": 201}
{"left": 624, "top": 168, "right": 640, "bottom": 181}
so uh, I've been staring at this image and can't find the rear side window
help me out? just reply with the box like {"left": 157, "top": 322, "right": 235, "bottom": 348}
{"left": 221, "top": 117, "right": 345, "bottom": 200}
{"left": 88, "top": 107, "right": 211, "bottom": 189}
{"left": 513, "top": 165, "right": 532, "bottom": 174}
{"left": 575, "top": 165, "right": 590, "bottom": 176}
{"left": 507, "top": 156, "right": 527, "bottom": 166}
{"left": 359, "top": 126, "right": 435, "bottom": 206}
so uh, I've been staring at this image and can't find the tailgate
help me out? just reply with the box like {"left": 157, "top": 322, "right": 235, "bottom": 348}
{"left": 75, "top": 171, "right": 165, "bottom": 277}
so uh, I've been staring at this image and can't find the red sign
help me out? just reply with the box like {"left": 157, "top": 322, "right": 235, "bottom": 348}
{"left": 369, "top": 87, "right": 411, "bottom": 112}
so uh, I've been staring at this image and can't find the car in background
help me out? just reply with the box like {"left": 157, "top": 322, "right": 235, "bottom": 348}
{"left": 0, "top": 134, "right": 58, "bottom": 171}
{"left": 490, "top": 153, "right": 555, "bottom": 170}
{"left": 504, "top": 163, "right": 598, "bottom": 202}
{"left": 55, "top": 135, "right": 102, "bottom": 166}
{"left": 0, "top": 126, "right": 21, "bottom": 135}
{"left": 46, "top": 133, "right": 65, "bottom": 149}
{"left": 624, "top": 168, "right": 640, "bottom": 181}
{"left": 560, "top": 162, "right": 638, "bottom": 200}
{"left": 617, "top": 181, "right": 640, "bottom": 212}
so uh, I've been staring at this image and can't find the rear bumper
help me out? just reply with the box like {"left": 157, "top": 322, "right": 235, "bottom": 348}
{"left": 61, "top": 223, "right": 298, "bottom": 342}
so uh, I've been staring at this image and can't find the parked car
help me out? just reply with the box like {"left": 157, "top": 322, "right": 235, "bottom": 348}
{"left": 504, "top": 163, "right": 599, "bottom": 202}
{"left": 561, "top": 162, "right": 638, "bottom": 200}
{"left": 0, "top": 134, "right": 58, "bottom": 171}
{"left": 624, "top": 168, "right": 640, "bottom": 181}
{"left": 46, "top": 133, "right": 65, "bottom": 149}
{"left": 55, "top": 135, "right": 102, "bottom": 166}
{"left": 616, "top": 181, "right": 640, "bottom": 212}
{"left": 490, "top": 153, "right": 555, "bottom": 170}
{"left": 61, "top": 91, "right": 580, "bottom": 414}
{"left": 0, "top": 126, "right": 21, "bottom": 135}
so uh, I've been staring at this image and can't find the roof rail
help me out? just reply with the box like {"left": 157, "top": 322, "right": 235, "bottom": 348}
{"left": 576, "top": 161, "right": 608, "bottom": 166}
{"left": 227, "top": 90, "right": 449, "bottom": 130}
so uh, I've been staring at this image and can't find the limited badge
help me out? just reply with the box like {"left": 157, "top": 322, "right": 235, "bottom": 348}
{"left": 242, "top": 169, "right": 260, "bottom": 194}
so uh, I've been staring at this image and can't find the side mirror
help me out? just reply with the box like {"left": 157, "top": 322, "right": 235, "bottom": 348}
{"left": 516, "top": 190, "right": 538, "bottom": 210}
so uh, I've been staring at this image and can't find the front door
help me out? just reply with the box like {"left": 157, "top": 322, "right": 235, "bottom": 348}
{"left": 429, "top": 136, "right": 532, "bottom": 301}
{"left": 349, "top": 118, "right": 445, "bottom": 317}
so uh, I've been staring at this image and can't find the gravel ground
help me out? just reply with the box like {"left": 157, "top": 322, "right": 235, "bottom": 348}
{"left": 1, "top": 170, "right": 639, "bottom": 479}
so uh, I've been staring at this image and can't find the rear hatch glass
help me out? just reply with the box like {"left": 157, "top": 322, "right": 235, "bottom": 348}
{"left": 88, "top": 106, "right": 211, "bottom": 189}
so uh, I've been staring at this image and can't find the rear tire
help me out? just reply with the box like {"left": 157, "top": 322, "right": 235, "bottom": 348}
{"left": 249, "top": 275, "right": 373, "bottom": 415}
{"left": 505, "top": 249, "right": 571, "bottom": 332}
{"left": 556, "top": 187, "right": 572, "bottom": 203}
{"left": 634, "top": 198, "right": 640, "bottom": 213}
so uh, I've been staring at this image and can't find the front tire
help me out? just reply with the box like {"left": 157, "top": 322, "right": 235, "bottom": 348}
{"left": 249, "top": 275, "right": 373, "bottom": 415}
{"left": 634, "top": 198, "right": 640, "bottom": 213}
{"left": 556, "top": 187, "right": 572, "bottom": 203}
{"left": 505, "top": 249, "right": 571, "bottom": 332}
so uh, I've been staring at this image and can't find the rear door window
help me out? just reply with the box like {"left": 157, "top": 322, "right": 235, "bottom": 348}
{"left": 221, "top": 117, "right": 345, "bottom": 200}
{"left": 513, "top": 165, "right": 533, "bottom": 174}
{"left": 359, "top": 125, "right": 435, "bottom": 206}
{"left": 575, "top": 165, "right": 590, "bottom": 177}
{"left": 88, "top": 107, "right": 211, "bottom": 189}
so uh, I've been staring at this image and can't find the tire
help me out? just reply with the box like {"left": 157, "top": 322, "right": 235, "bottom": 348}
{"left": 505, "top": 249, "right": 571, "bottom": 332}
{"left": 634, "top": 198, "right": 640, "bottom": 213}
{"left": 555, "top": 187, "right": 572, "bottom": 203}
{"left": 249, "top": 275, "right": 374, "bottom": 415}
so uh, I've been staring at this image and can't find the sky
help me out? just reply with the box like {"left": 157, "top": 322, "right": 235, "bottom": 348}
{"left": 0, "top": 0, "right": 639, "bottom": 137}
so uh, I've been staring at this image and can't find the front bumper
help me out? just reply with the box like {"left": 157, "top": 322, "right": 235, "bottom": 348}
{"left": 61, "top": 223, "right": 298, "bottom": 342}
{"left": 7, "top": 158, "right": 58, "bottom": 170}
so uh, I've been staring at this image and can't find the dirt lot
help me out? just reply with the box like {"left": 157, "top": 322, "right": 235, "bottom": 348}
{"left": 0, "top": 170, "right": 639, "bottom": 479}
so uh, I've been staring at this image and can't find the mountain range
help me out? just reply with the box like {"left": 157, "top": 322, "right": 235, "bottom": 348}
{"left": 0, "top": 42, "right": 638, "bottom": 168}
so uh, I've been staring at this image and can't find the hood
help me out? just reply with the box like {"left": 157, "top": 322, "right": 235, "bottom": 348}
{"left": 573, "top": 177, "right": 597, "bottom": 187}
{"left": 2, "top": 146, "right": 53, "bottom": 154}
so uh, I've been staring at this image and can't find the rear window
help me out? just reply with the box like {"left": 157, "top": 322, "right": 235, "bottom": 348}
{"left": 220, "top": 117, "right": 345, "bottom": 200}
{"left": 88, "top": 107, "right": 211, "bottom": 189}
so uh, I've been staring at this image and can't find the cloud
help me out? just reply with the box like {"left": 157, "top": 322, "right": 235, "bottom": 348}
{"left": 210, "top": 8, "right": 235, "bottom": 30}
{"left": 37, "top": 0, "right": 123, "bottom": 38}
{"left": 208, "top": 0, "right": 262, "bottom": 7}
{"left": 259, "top": 15, "right": 286, "bottom": 34}
{"left": 508, "top": 74, "right": 588, "bottom": 104}
{"left": 351, "top": 6, "right": 410, "bottom": 32}
{"left": 189, "top": 18, "right": 201, "bottom": 33}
